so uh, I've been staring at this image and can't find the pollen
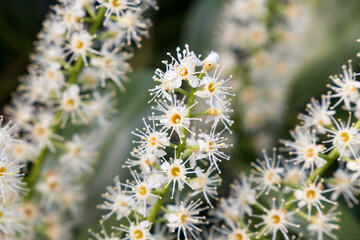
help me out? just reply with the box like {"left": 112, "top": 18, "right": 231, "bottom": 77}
{"left": 340, "top": 132, "right": 350, "bottom": 142}
{"left": 170, "top": 166, "right": 181, "bottom": 177}
{"left": 138, "top": 186, "right": 147, "bottom": 196}
{"left": 0, "top": 167, "right": 6, "bottom": 177}
{"left": 270, "top": 214, "right": 281, "bottom": 225}
{"left": 306, "top": 189, "right": 316, "bottom": 199}
{"left": 171, "top": 113, "right": 182, "bottom": 124}
{"left": 133, "top": 229, "right": 144, "bottom": 239}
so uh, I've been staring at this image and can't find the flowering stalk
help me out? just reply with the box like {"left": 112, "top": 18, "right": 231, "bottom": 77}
{"left": 95, "top": 46, "right": 234, "bottom": 239}
{"left": 4, "top": 0, "right": 157, "bottom": 238}
{"left": 209, "top": 39, "right": 360, "bottom": 240}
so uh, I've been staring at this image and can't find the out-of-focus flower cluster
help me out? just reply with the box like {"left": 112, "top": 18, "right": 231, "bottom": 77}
{"left": 216, "top": 0, "right": 313, "bottom": 149}
{"left": 92, "top": 45, "right": 234, "bottom": 239}
{"left": 3, "top": 0, "right": 156, "bottom": 238}
{"left": 207, "top": 48, "right": 360, "bottom": 240}
{"left": 0, "top": 119, "right": 26, "bottom": 239}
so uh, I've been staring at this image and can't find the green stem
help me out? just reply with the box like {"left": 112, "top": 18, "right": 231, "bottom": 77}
{"left": 147, "top": 186, "right": 169, "bottom": 223}
{"left": 148, "top": 82, "right": 199, "bottom": 224}
{"left": 306, "top": 149, "right": 339, "bottom": 183}
{"left": 175, "top": 88, "right": 189, "bottom": 96}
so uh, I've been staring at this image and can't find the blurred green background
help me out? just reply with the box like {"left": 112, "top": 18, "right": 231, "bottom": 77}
{"left": 2, "top": 0, "right": 360, "bottom": 239}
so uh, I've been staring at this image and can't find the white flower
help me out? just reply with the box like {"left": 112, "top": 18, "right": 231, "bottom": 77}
{"left": 281, "top": 127, "right": 326, "bottom": 173}
{"left": 118, "top": 10, "right": 151, "bottom": 47}
{"left": 55, "top": 4, "right": 85, "bottom": 34}
{"left": 195, "top": 66, "right": 232, "bottom": 110}
{"left": 36, "top": 170, "right": 72, "bottom": 210}
{"left": 132, "top": 118, "right": 170, "bottom": 157}
{"left": 204, "top": 99, "right": 234, "bottom": 132}
{"left": 98, "top": 176, "right": 135, "bottom": 220}
{"left": 328, "top": 60, "right": 360, "bottom": 109}
{"left": 150, "top": 63, "right": 180, "bottom": 101}
{"left": 113, "top": 220, "right": 154, "bottom": 240}
{"left": 97, "top": 0, "right": 138, "bottom": 25}
{"left": 0, "top": 118, "right": 16, "bottom": 150}
{"left": 90, "top": 47, "right": 131, "bottom": 89}
{"left": 197, "top": 128, "right": 231, "bottom": 172}
{"left": 214, "top": 198, "right": 241, "bottom": 226}
{"left": 292, "top": 180, "right": 337, "bottom": 220}
{"left": 328, "top": 169, "right": 360, "bottom": 207}
{"left": 27, "top": 111, "right": 63, "bottom": 152}
{"left": 189, "top": 165, "right": 221, "bottom": 208}
{"left": 165, "top": 199, "right": 207, "bottom": 240}
{"left": 126, "top": 148, "right": 159, "bottom": 172}
{"left": 324, "top": 114, "right": 360, "bottom": 159}
{"left": 40, "top": 63, "right": 66, "bottom": 95}
{"left": 167, "top": 44, "right": 201, "bottom": 88}
{"left": 85, "top": 91, "right": 116, "bottom": 127}
{"left": 59, "top": 134, "right": 96, "bottom": 176}
{"left": 160, "top": 156, "right": 195, "bottom": 199}
{"left": 152, "top": 97, "right": 199, "bottom": 139}
{"left": 229, "top": 173, "right": 257, "bottom": 218}
{"left": 298, "top": 95, "right": 335, "bottom": 134}
{"left": 307, "top": 207, "right": 340, "bottom": 240}
{"left": 0, "top": 151, "right": 24, "bottom": 201}
{"left": 64, "top": 29, "right": 98, "bottom": 66}
{"left": 59, "top": 84, "right": 88, "bottom": 126}
{"left": 122, "top": 171, "right": 160, "bottom": 216}
{"left": 216, "top": 221, "right": 252, "bottom": 240}
{"left": 251, "top": 149, "right": 284, "bottom": 196}
{"left": 254, "top": 199, "right": 299, "bottom": 240}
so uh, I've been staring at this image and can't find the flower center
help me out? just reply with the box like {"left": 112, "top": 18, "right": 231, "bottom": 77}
{"left": 270, "top": 214, "right": 281, "bottom": 225}
{"left": 133, "top": 229, "right": 143, "bottom": 239}
{"left": 171, "top": 113, "right": 182, "bottom": 124}
{"left": 0, "top": 167, "right": 6, "bottom": 177}
{"left": 75, "top": 40, "right": 84, "bottom": 50}
{"left": 306, "top": 148, "right": 315, "bottom": 158}
{"left": 208, "top": 141, "right": 214, "bottom": 151}
{"left": 306, "top": 189, "right": 316, "bottom": 200}
{"left": 67, "top": 98, "right": 76, "bottom": 107}
{"left": 150, "top": 137, "right": 157, "bottom": 146}
{"left": 49, "top": 181, "right": 58, "bottom": 191}
{"left": 208, "top": 82, "right": 216, "bottom": 93}
{"left": 340, "top": 132, "right": 350, "bottom": 143}
{"left": 35, "top": 126, "right": 46, "bottom": 137}
{"left": 180, "top": 214, "right": 187, "bottom": 223}
{"left": 234, "top": 233, "right": 243, "bottom": 240}
{"left": 179, "top": 67, "right": 189, "bottom": 78}
{"left": 111, "top": 0, "right": 123, "bottom": 7}
{"left": 138, "top": 186, "right": 147, "bottom": 196}
{"left": 170, "top": 166, "right": 181, "bottom": 177}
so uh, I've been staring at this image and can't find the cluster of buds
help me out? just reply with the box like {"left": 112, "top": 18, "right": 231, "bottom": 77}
{"left": 207, "top": 41, "right": 360, "bottom": 240}
{"left": 3, "top": 0, "right": 156, "bottom": 238}
{"left": 216, "top": 0, "right": 314, "bottom": 150}
{"left": 93, "top": 45, "right": 234, "bottom": 239}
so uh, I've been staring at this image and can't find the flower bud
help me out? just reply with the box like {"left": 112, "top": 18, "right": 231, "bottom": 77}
{"left": 203, "top": 51, "right": 219, "bottom": 72}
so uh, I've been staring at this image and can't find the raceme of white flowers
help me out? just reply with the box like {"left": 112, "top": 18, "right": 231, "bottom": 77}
{"left": 92, "top": 45, "right": 234, "bottom": 240}
{"left": 208, "top": 45, "right": 360, "bottom": 239}
{"left": 216, "top": 0, "right": 314, "bottom": 150}
{"left": 2, "top": 0, "right": 156, "bottom": 239}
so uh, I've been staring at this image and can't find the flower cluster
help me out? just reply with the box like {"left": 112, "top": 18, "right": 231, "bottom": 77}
{"left": 216, "top": 0, "right": 314, "bottom": 150}
{"left": 0, "top": 118, "right": 27, "bottom": 239}
{"left": 3, "top": 0, "right": 156, "bottom": 238}
{"left": 94, "top": 45, "right": 233, "bottom": 239}
{"left": 208, "top": 42, "right": 360, "bottom": 240}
